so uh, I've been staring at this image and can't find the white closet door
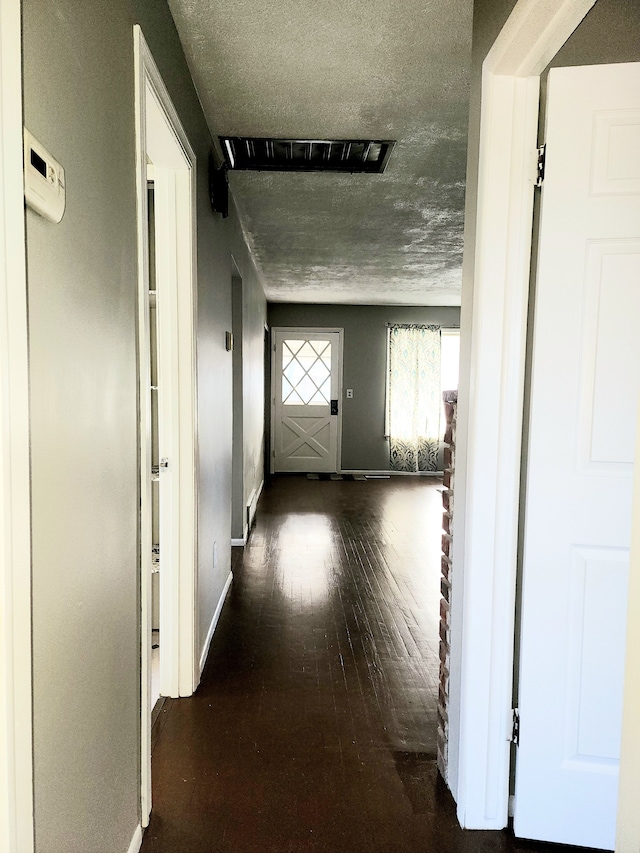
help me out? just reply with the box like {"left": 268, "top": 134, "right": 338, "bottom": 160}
{"left": 515, "top": 62, "right": 640, "bottom": 850}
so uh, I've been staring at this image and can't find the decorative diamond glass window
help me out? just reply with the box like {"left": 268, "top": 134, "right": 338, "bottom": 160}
{"left": 282, "top": 340, "right": 331, "bottom": 405}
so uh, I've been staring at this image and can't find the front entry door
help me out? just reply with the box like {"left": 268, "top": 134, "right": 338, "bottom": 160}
{"left": 272, "top": 328, "right": 343, "bottom": 473}
{"left": 514, "top": 63, "right": 640, "bottom": 849}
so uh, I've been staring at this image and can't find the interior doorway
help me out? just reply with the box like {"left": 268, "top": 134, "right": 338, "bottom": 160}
{"left": 231, "top": 261, "right": 245, "bottom": 544}
{"left": 146, "top": 179, "right": 161, "bottom": 712}
{"left": 451, "top": 0, "right": 635, "bottom": 837}
{"left": 134, "top": 25, "right": 198, "bottom": 826}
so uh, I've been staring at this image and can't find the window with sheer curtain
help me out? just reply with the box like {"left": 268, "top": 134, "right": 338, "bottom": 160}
{"left": 385, "top": 324, "right": 441, "bottom": 472}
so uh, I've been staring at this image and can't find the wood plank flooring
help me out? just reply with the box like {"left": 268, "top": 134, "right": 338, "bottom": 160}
{"left": 141, "top": 475, "right": 575, "bottom": 853}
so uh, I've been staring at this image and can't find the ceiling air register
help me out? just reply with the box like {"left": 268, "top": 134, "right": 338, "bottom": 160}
{"left": 221, "top": 137, "right": 395, "bottom": 174}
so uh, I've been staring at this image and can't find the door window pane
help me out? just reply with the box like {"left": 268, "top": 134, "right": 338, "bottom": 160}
{"left": 282, "top": 339, "right": 331, "bottom": 405}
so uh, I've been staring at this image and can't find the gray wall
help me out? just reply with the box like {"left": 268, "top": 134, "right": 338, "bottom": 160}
{"left": 23, "top": 3, "right": 140, "bottom": 850}
{"left": 268, "top": 303, "right": 460, "bottom": 471}
{"left": 22, "top": 1, "right": 266, "bottom": 850}
{"left": 242, "top": 266, "right": 267, "bottom": 517}
{"left": 232, "top": 266, "right": 267, "bottom": 541}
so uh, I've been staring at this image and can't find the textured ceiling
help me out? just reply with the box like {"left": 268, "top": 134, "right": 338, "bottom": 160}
{"left": 167, "top": 0, "right": 473, "bottom": 305}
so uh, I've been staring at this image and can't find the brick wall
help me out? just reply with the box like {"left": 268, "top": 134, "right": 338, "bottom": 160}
{"left": 438, "top": 390, "right": 457, "bottom": 780}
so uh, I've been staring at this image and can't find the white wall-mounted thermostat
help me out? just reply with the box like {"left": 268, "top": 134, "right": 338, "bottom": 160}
{"left": 23, "top": 128, "right": 65, "bottom": 223}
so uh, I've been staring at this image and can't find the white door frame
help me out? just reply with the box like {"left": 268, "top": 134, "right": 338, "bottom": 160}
{"left": 452, "top": 0, "right": 598, "bottom": 830}
{"left": 270, "top": 327, "right": 344, "bottom": 475}
{"left": 134, "top": 25, "right": 199, "bottom": 826}
{"left": 0, "top": 2, "right": 34, "bottom": 851}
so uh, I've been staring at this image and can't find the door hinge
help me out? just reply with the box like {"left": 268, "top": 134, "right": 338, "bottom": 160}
{"left": 272, "top": 450, "right": 275, "bottom": 458}
{"left": 535, "top": 143, "right": 546, "bottom": 187}
{"left": 511, "top": 708, "right": 520, "bottom": 745}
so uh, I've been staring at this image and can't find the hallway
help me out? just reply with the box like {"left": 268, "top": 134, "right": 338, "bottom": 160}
{"left": 142, "top": 477, "right": 544, "bottom": 852}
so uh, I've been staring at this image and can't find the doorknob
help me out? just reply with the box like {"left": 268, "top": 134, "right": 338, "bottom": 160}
{"left": 160, "top": 458, "right": 169, "bottom": 469}
{"left": 331, "top": 400, "right": 338, "bottom": 415}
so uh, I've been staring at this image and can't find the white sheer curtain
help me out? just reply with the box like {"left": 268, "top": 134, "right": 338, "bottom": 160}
{"left": 385, "top": 324, "right": 441, "bottom": 472}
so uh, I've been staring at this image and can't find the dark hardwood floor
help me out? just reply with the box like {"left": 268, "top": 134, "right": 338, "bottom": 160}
{"left": 140, "top": 475, "right": 571, "bottom": 853}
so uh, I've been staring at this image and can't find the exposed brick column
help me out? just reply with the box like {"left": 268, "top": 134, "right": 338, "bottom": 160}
{"left": 438, "top": 390, "right": 457, "bottom": 781}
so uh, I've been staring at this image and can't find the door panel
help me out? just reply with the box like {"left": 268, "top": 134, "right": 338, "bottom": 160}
{"left": 273, "top": 329, "right": 342, "bottom": 473}
{"left": 514, "top": 63, "right": 640, "bottom": 850}
{"left": 580, "top": 244, "right": 640, "bottom": 467}
{"left": 565, "top": 547, "right": 628, "bottom": 763}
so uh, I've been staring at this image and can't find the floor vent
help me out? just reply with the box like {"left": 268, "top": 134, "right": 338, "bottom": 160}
{"left": 221, "top": 137, "right": 395, "bottom": 174}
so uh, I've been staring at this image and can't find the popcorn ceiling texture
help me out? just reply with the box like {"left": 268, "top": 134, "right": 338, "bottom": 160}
{"left": 168, "top": 0, "right": 473, "bottom": 305}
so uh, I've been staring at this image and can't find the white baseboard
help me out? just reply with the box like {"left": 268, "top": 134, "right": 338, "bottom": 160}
{"left": 243, "top": 478, "right": 264, "bottom": 537}
{"left": 199, "top": 571, "right": 233, "bottom": 675}
{"left": 246, "top": 488, "right": 256, "bottom": 525}
{"left": 341, "top": 469, "right": 444, "bottom": 477}
{"left": 126, "top": 824, "right": 143, "bottom": 853}
{"left": 232, "top": 479, "right": 265, "bottom": 548}
{"left": 247, "top": 479, "right": 264, "bottom": 528}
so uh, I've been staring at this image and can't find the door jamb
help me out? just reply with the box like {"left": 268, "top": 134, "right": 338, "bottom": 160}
{"left": 134, "top": 25, "right": 199, "bottom": 826}
{"left": 451, "top": 0, "right": 597, "bottom": 830}
{"left": 0, "top": 1, "right": 34, "bottom": 850}
{"left": 270, "top": 327, "right": 344, "bottom": 475}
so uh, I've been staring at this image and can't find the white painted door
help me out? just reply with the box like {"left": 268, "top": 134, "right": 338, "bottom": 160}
{"left": 272, "top": 328, "right": 342, "bottom": 473}
{"left": 514, "top": 63, "right": 640, "bottom": 849}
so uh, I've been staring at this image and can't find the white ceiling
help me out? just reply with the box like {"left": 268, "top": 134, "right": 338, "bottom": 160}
{"left": 167, "top": 0, "right": 474, "bottom": 305}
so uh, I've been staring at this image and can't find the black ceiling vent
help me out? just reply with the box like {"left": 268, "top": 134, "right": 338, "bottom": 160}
{"left": 220, "top": 137, "right": 395, "bottom": 174}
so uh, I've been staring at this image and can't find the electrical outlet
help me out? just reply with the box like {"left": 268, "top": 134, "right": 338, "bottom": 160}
{"left": 346, "top": 388, "right": 354, "bottom": 399}
{"left": 213, "top": 541, "right": 218, "bottom": 568}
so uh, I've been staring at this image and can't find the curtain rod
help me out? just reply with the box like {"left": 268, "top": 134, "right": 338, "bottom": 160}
{"left": 385, "top": 323, "right": 442, "bottom": 328}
